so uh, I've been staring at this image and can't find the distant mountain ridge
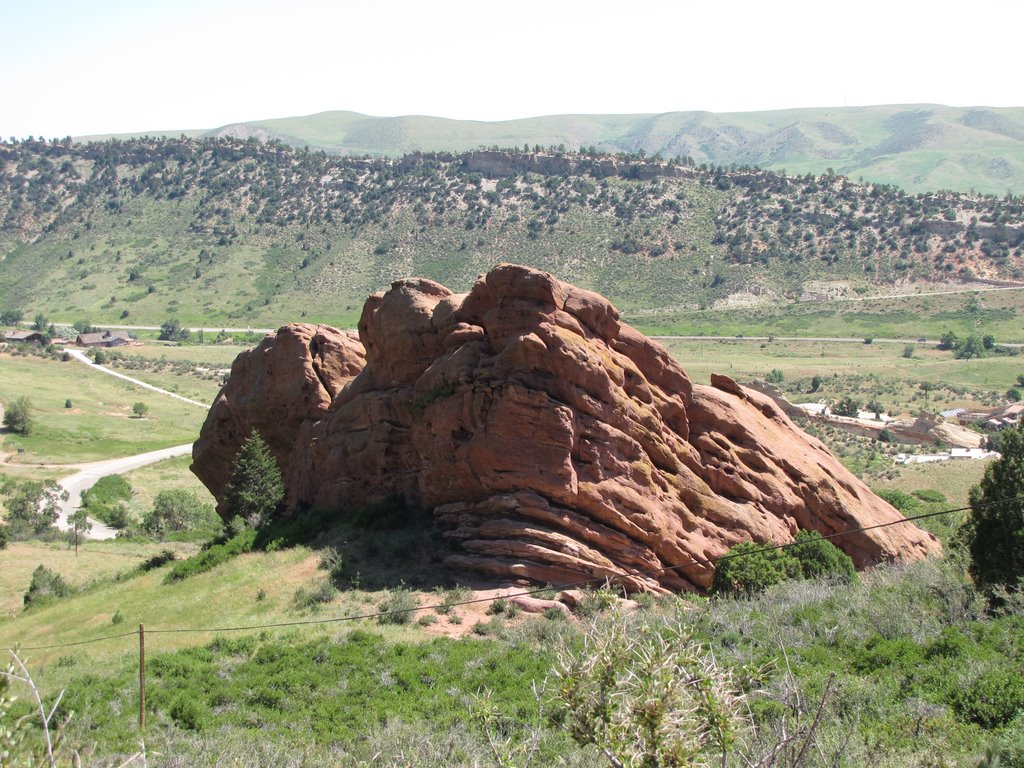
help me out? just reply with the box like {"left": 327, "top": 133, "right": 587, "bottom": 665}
{"left": 76, "top": 105, "right": 1024, "bottom": 195}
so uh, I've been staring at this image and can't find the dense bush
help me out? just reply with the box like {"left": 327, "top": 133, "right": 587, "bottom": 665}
{"left": 711, "top": 541, "right": 801, "bottom": 596}
{"left": 23, "top": 565, "right": 71, "bottom": 606}
{"left": 711, "top": 530, "right": 854, "bottom": 596}
{"left": 80, "top": 474, "right": 133, "bottom": 528}
{"left": 143, "top": 489, "right": 220, "bottom": 538}
{"left": 789, "top": 529, "right": 856, "bottom": 581}
{"left": 2, "top": 396, "right": 33, "bottom": 435}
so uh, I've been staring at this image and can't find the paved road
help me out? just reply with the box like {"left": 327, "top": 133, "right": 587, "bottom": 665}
{"left": 42, "top": 352, "right": 210, "bottom": 539}
{"left": 54, "top": 444, "right": 196, "bottom": 540}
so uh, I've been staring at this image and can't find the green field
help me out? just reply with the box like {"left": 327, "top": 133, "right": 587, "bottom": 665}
{"left": 120, "top": 454, "right": 213, "bottom": 509}
{"left": 635, "top": 287, "right": 1024, "bottom": 343}
{"left": 0, "top": 352, "right": 205, "bottom": 464}
{"left": 663, "top": 337, "right": 1022, "bottom": 414}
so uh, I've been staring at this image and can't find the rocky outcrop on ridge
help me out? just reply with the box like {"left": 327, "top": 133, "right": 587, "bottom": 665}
{"left": 192, "top": 264, "right": 940, "bottom": 592}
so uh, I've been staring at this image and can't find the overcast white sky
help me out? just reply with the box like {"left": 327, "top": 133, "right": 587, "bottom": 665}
{"left": 4, "top": 0, "right": 1022, "bottom": 139}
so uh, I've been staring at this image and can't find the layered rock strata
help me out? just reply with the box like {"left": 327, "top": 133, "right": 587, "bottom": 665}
{"left": 193, "top": 264, "right": 940, "bottom": 592}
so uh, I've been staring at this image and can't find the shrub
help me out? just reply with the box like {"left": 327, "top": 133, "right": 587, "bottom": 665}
{"left": 138, "top": 548, "right": 177, "bottom": 572}
{"left": 293, "top": 579, "right": 337, "bottom": 611}
{"left": 2, "top": 395, "right": 33, "bottom": 435}
{"left": 712, "top": 531, "right": 854, "bottom": 596}
{"left": 169, "top": 695, "right": 210, "bottom": 731}
{"left": 379, "top": 588, "right": 420, "bottom": 625}
{"left": 0, "top": 525, "right": 7, "bottom": 550}
{"left": 789, "top": 529, "right": 855, "bottom": 581}
{"left": 876, "top": 488, "right": 923, "bottom": 516}
{"left": 318, "top": 547, "right": 346, "bottom": 585}
{"left": 23, "top": 565, "right": 71, "bottom": 606}
{"left": 144, "top": 489, "right": 219, "bottom": 537}
{"left": 832, "top": 396, "right": 861, "bottom": 417}
{"left": 711, "top": 541, "right": 800, "bottom": 596}
{"left": 913, "top": 489, "right": 948, "bottom": 504}
{"left": 950, "top": 666, "right": 1024, "bottom": 728}
{"left": 765, "top": 368, "right": 784, "bottom": 384}
{"left": 81, "top": 474, "right": 133, "bottom": 527}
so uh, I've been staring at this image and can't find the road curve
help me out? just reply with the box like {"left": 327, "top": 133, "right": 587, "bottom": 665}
{"left": 47, "top": 351, "right": 209, "bottom": 538}
{"left": 54, "top": 444, "right": 196, "bottom": 540}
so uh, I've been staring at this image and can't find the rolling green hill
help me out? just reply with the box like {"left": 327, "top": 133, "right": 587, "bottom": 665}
{"left": 86, "top": 105, "right": 1024, "bottom": 195}
{"left": 1, "top": 138, "right": 1022, "bottom": 334}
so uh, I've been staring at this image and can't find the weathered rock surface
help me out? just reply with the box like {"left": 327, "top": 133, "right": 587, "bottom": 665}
{"left": 191, "top": 323, "right": 365, "bottom": 513}
{"left": 193, "top": 264, "right": 940, "bottom": 592}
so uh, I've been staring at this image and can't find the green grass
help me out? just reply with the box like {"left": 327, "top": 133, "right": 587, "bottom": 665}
{"left": 120, "top": 454, "right": 213, "bottom": 509}
{"left": 0, "top": 539, "right": 201, "bottom": 617}
{"left": 0, "top": 352, "right": 205, "bottom": 464}
{"left": 661, "top": 337, "right": 1022, "bottom": 414}
{"left": 635, "top": 288, "right": 1024, "bottom": 343}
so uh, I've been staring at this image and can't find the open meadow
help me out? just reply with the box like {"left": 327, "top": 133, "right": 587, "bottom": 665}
{"left": 635, "top": 286, "right": 1024, "bottom": 342}
{"left": 0, "top": 352, "right": 206, "bottom": 464}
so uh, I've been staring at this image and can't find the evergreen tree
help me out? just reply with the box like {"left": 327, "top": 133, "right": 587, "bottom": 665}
{"left": 962, "top": 423, "right": 1024, "bottom": 594}
{"left": 224, "top": 430, "right": 284, "bottom": 527}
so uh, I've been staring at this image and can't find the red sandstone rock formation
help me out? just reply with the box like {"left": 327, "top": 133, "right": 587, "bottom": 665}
{"left": 192, "top": 264, "right": 940, "bottom": 592}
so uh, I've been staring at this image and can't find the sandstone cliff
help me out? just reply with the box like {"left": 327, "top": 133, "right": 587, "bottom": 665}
{"left": 192, "top": 264, "right": 940, "bottom": 592}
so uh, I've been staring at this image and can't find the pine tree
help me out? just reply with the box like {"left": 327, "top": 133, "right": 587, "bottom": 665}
{"left": 962, "top": 423, "right": 1024, "bottom": 594}
{"left": 224, "top": 430, "right": 284, "bottom": 527}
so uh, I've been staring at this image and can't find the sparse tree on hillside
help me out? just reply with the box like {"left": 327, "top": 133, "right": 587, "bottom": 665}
{"left": 132, "top": 402, "right": 149, "bottom": 419}
{"left": 68, "top": 508, "right": 92, "bottom": 555}
{"left": 224, "top": 430, "right": 284, "bottom": 528}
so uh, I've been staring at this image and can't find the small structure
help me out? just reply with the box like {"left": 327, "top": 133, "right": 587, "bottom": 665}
{"left": 2, "top": 330, "right": 43, "bottom": 344}
{"left": 75, "top": 330, "right": 134, "bottom": 348}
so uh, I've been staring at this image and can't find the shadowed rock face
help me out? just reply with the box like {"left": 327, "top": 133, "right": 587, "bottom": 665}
{"left": 192, "top": 264, "right": 940, "bottom": 592}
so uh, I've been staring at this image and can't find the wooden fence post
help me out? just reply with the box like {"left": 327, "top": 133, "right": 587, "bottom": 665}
{"left": 138, "top": 624, "right": 145, "bottom": 732}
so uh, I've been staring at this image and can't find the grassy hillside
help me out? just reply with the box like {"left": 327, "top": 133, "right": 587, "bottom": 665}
{"left": 2, "top": 511, "right": 1021, "bottom": 767}
{"left": 2, "top": 138, "right": 1022, "bottom": 335}
{"left": 192, "top": 105, "right": 1024, "bottom": 195}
